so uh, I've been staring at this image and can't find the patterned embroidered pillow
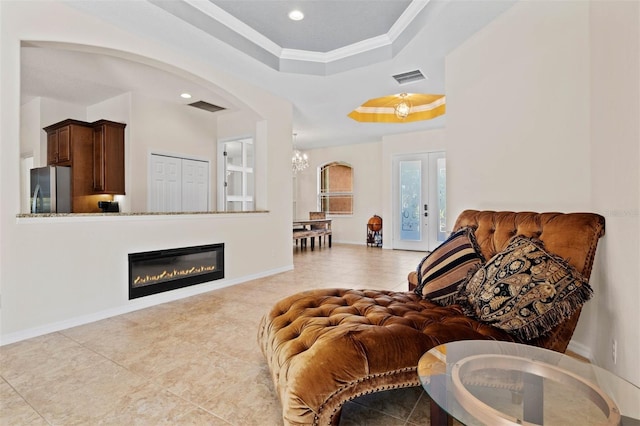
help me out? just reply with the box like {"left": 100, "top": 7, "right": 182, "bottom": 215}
{"left": 414, "top": 227, "right": 485, "bottom": 305}
{"left": 457, "top": 235, "right": 593, "bottom": 340}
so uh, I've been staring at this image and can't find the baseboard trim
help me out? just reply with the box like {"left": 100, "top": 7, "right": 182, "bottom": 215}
{"left": 567, "top": 340, "right": 594, "bottom": 362}
{"left": 0, "top": 264, "right": 293, "bottom": 346}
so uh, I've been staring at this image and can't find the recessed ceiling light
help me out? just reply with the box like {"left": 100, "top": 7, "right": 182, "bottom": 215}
{"left": 180, "top": 93, "right": 192, "bottom": 99}
{"left": 288, "top": 10, "right": 304, "bottom": 21}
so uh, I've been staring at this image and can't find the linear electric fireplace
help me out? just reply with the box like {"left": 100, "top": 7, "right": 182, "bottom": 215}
{"left": 128, "top": 243, "right": 224, "bottom": 299}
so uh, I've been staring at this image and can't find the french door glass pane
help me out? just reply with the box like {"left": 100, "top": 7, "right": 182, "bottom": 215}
{"left": 437, "top": 157, "right": 447, "bottom": 242}
{"left": 221, "top": 138, "right": 254, "bottom": 212}
{"left": 226, "top": 141, "right": 243, "bottom": 167}
{"left": 246, "top": 142, "right": 254, "bottom": 168}
{"left": 226, "top": 201, "right": 242, "bottom": 211}
{"left": 227, "top": 170, "right": 242, "bottom": 196}
{"left": 247, "top": 173, "right": 254, "bottom": 198}
{"left": 400, "top": 160, "right": 421, "bottom": 241}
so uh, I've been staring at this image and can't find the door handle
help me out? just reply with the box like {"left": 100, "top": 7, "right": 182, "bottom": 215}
{"left": 32, "top": 184, "right": 41, "bottom": 213}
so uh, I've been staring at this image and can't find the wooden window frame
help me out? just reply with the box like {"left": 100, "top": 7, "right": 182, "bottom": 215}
{"left": 318, "top": 161, "right": 353, "bottom": 216}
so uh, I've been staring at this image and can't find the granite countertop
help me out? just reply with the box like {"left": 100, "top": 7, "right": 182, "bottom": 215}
{"left": 17, "top": 210, "right": 269, "bottom": 218}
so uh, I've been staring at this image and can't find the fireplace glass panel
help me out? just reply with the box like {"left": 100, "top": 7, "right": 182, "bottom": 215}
{"left": 129, "top": 243, "right": 224, "bottom": 299}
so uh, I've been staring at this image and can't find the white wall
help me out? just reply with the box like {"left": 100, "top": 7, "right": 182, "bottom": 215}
{"left": 446, "top": 0, "right": 591, "bottom": 217}
{"left": 296, "top": 142, "right": 383, "bottom": 245}
{"left": 19, "top": 98, "right": 41, "bottom": 161}
{"left": 87, "top": 93, "right": 131, "bottom": 124}
{"left": 297, "top": 129, "right": 447, "bottom": 247}
{"left": 216, "top": 110, "right": 261, "bottom": 211}
{"left": 19, "top": 97, "right": 96, "bottom": 213}
{"left": 446, "top": 0, "right": 639, "bottom": 386}
{"left": 588, "top": 0, "right": 640, "bottom": 386}
{"left": 217, "top": 110, "right": 261, "bottom": 140}
{"left": 1, "top": 1, "right": 293, "bottom": 342}
{"left": 128, "top": 93, "right": 218, "bottom": 212}
{"left": 40, "top": 98, "right": 87, "bottom": 130}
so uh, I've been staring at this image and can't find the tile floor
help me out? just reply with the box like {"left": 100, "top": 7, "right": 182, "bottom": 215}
{"left": 1, "top": 243, "right": 450, "bottom": 425}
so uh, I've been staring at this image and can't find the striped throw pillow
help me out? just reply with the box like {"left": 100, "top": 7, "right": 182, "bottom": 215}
{"left": 414, "top": 227, "right": 485, "bottom": 305}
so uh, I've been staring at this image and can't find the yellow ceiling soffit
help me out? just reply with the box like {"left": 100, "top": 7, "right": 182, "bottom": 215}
{"left": 348, "top": 94, "right": 446, "bottom": 123}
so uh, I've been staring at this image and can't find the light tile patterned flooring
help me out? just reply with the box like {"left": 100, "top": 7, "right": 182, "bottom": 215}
{"left": 1, "top": 243, "right": 449, "bottom": 425}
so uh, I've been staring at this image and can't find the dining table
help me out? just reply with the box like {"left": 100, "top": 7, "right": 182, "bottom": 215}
{"left": 292, "top": 218, "right": 332, "bottom": 250}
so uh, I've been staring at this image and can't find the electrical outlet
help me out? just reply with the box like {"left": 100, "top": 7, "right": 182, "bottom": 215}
{"left": 612, "top": 339, "right": 618, "bottom": 364}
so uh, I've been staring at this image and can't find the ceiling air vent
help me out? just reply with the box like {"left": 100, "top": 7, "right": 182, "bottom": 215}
{"left": 188, "top": 100, "right": 225, "bottom": 113}
{"left": 392, "top": 69, "right": 426, "bottom": 85}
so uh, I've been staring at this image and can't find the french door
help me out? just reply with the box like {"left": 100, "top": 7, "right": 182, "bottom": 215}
{"left": 217, "top": 138, "right": 254, "bottom": 211}
{"left": 392, "top": 152, "right": 447, "bottom": 251}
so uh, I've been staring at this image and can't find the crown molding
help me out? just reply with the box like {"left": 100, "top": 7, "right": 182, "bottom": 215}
{"left": 151, "top": 0, "right": 432, "bottom": 75}
{"left": 183, "top": 0, "right": 283, "bottom": 56}
{"left": 280, "top": 34, "right": 392, "bottom": 63}
{"left": 388, "top": 0, "right": 431, "bottom": 41}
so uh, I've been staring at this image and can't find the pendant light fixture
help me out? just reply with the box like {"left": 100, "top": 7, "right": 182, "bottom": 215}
{"left": 291, "top": 133, "right": 309, "bottom": 174}
{"left": 394, "top": 93, "right": 412, "bottom": 119}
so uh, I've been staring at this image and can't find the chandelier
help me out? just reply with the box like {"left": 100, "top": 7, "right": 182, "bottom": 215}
{"left": 394, "top": 93, "right": 412, "bottom": 119}
{"left": 291, "top": 133, "right": 309, "bottom": 174}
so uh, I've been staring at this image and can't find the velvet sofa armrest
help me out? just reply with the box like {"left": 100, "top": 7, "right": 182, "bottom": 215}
{"left": 407, "top": 270, "right": 418, "bottom": 291}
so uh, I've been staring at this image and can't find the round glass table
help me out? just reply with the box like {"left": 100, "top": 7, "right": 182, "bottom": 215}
{"left": 418, "top": 340, "right": 640, "bottom": 426}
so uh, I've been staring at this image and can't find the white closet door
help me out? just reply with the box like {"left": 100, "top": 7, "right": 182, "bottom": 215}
{"left": 182, "top": 159, "right": 209, "bottom": 212}
{"left": 150, "top": 154, "right": 182, "bottom": 212}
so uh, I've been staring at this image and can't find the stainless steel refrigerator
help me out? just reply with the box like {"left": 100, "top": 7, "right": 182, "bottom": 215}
{"left": 30, "top": 166, "right": 72, "bottom": 213}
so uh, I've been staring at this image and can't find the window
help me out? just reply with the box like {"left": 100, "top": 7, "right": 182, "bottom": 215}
{"left": 319, "top": 162, "right": 353, "bottom": 215}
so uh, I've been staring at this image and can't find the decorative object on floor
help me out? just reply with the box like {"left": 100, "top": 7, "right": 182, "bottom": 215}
{"left": 291, "top": 133, "right": 308, "bottom": 174}
{"left": 413, "top": 226, "right": 484, "bottom": 306}
{"left": 347, "top": 93, "right": 446, "bottom": 123}
{"left": 366, "top": 215, "right": 383, "bottom": 247}
{"left": 259, "top": 210, "right": 605, "bottom": 426}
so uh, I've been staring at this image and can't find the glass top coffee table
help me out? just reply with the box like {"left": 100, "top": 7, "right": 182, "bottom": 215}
{"left": 418, "top": 340, "right": 640, "bottom": 426}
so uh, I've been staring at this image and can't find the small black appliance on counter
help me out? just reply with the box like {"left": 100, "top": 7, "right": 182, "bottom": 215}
{"left": 98, "top": 201, "right": 119, "bottom": 213}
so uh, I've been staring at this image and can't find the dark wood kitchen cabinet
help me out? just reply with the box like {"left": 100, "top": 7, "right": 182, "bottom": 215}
{"left": 43, "top": 118, "right": 126, "bottom": 212}
{"left": 44, "top": 119, "right": 92, "bottom": 166}
{"left": 92, "top": 120, "right": 126, "bottom": 194}
{"left": 46, "top": 125, "right": 70, "bottom": 164}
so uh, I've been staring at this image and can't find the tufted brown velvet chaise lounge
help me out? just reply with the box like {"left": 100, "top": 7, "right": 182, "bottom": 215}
{"left": 258, "top": 210, "right": 605, "bottom": 425}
